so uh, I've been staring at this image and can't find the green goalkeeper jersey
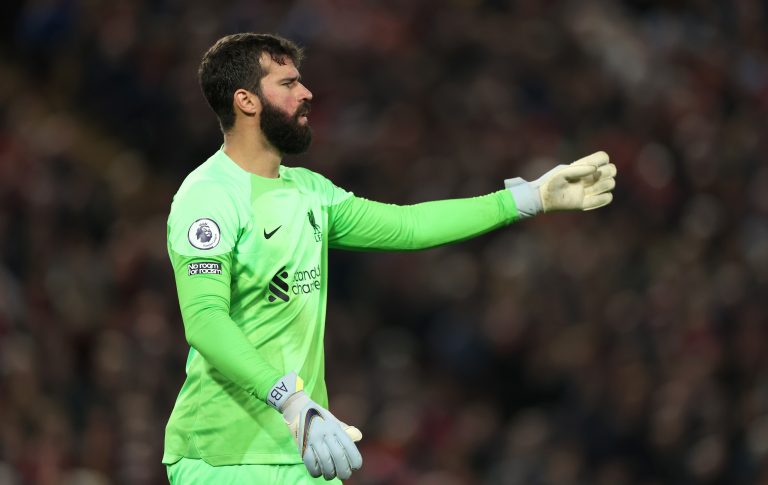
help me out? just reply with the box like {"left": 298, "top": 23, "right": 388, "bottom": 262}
{"left": 163, "top": 149, "right": 520, "bottom": 466}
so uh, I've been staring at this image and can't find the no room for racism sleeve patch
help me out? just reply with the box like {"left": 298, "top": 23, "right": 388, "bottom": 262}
{"left": 188, "top": 261, "right": 222, "bottom": 276}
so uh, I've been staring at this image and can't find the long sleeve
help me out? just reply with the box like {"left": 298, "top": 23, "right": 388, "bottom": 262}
{"left": 167, "top": 178, "right": 282, "bottom": 402}
{"left": 170, "top": 248, "right": 282, "bottom": 401}
{"left": 328, "top": 189, "right": 520, "bottom": 251}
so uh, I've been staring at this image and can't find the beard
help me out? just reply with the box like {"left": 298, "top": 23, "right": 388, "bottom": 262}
{"left": 258, "top": 96, "right": 312, "bottom": 155}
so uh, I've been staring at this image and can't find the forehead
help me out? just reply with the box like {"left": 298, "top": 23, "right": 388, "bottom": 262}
{"left": 259, "top": 53, "right": 299, "bottom": 80}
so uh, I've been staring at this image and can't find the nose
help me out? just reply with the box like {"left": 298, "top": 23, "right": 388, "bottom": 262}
{"left": 299, "top": 82, "right": 313, "bottom": 102}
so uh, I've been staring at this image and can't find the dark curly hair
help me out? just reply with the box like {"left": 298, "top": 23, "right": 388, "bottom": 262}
{"left": 198, "top": 33, "right": 304, "bottom": 132}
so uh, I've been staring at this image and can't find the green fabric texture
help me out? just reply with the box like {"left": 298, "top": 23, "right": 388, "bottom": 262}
{"left": 164, "top": 149, "right": 520, "bottom": 467}
{"left": 166, "top": 458, "right": 342, "bottom": 484}
{"left": 329, "top": 191, "right": 519, "bottom": 250}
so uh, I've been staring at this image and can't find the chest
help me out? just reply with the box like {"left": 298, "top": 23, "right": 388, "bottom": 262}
{"left": 233, "top": 188, "right": 326, "bottom": 290}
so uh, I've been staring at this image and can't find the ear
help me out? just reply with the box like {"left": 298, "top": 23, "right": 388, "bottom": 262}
{"left": 233, "top": 88, "right": 260, "bottom": 117}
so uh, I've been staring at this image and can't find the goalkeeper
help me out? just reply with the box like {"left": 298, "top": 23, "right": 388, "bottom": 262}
{"left": 164, "top": 33, "right": 617, "bottom": 484}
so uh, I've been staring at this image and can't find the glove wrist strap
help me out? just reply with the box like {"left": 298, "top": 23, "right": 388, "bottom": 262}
{"left": 504, "top": 177, "right": 542, "bottom": 218}
{"left": 266, "top": 371, "right": 304, "bottom": 412}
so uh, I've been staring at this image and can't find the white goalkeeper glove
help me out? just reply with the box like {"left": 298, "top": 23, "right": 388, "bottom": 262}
{"left": 267, "top": 372, "right": 363, "bottom": 481}
{"left": 505, "top": 151, "right": 617, "bottom": 217}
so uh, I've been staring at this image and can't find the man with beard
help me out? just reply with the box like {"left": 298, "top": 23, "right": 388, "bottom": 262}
{"left": 164, "top": 33, "right": 617, "bottom": 484}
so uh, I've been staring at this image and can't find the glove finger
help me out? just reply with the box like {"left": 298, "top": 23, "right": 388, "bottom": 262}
{"left": 583, "top": 164, "right": 616, "bottom": 188}
{"left": 336, "top": 418, "right": 363, "bottom": 442}
{"left": 585, "top": 177, "right": 615, "bottom": 196}
{"left": 335, "top": 429, "right": 363, "bottom": 470}
{"left": 322, "top": 412, "right": 363, "bottom": 443}
{"left": 319, "top": 410, "right": 363, "bottom": 471}
{"left": 344, "top": 425, "right": 363, "bottom": 442}
{"left": 531, "top": 164, "right": 567, "bottom": 186}
{"left": 571, "top": 151, "right": 609, "bottom": 168}
{"left": 313, "top": 436, "right": 337, "bottom": 480}
{"left": 325, "top": 435, "right": 353, "bottom": 480}
{"left": 583, "top": 193, "right": 613, "bottom": 210}
{"left": 597, "top": 163, "right": 617, "bottom": 179}
{"left": 303, "top": 444, "right": 322, "bottom": 478}
{"left": 560, "top": 164, "right": 597, "bottom": 182}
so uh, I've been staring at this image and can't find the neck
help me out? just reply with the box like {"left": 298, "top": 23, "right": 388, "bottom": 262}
{"left": 222, "top": 125, "right": 281, "bottom": 178}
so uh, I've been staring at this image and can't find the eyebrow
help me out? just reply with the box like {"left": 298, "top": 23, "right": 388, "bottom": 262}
{"left": 279, "top": 75, "right": 301, "bottom": 83}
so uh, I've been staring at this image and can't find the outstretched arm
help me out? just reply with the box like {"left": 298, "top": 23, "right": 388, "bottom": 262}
{"left": 328, "top": 151, "right": 616, "bottom": 252}
{"left": 328, "top": 189, "right": 519, "bottom": 251}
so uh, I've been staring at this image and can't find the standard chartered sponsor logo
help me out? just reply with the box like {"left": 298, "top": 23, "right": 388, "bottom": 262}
{"left": 291, "top": 265, "right": 321, "bottom": 295}
{"left": 268, "top": 264, "right": 322, "bottom": 302}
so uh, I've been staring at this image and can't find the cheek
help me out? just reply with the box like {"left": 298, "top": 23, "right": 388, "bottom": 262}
{"left": 269, "top": 93, "right": 297, "bottom": 113}
{"left": 260, "top": 87, "right": 289, "bottom": 106}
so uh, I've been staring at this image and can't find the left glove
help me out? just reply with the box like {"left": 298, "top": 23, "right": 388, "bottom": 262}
{"left": 505, "top": 151, "right": 617, "bottom": 217}
{"left": 267, "top": 372, "right": 363, "bottom": 481}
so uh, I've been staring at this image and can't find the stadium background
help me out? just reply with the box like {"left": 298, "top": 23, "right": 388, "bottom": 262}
{"left": 1, "top": 0, "right": 767, "bottom": 484}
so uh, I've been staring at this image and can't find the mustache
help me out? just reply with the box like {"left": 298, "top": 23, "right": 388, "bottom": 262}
{"left": 295, "top": 102, "right": 311, "bottom": 117}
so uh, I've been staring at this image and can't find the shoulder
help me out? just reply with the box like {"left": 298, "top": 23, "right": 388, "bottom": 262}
{"left": 167, "top": 156, "right": 250, "bottom": 255}
{"left": 175, "top": 157, "right": 242, "bottom": 201}
{"left": 174, "top": 175, "right": 235, "bottom": 210}
{"left": 172, "top": 156, "right": 249, "bottom": 216}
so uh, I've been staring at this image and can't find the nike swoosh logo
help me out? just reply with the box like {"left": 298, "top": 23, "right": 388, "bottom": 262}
{"left": 302, "top": 408, "right": 322, "bottom": 456}
{"left": 264, "top": 225, "right": 282, "bottom": 239}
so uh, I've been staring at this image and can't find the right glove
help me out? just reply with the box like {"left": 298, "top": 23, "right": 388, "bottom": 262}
{"left": 505, "top": 151, "right": 617, "bottom": 217}
{"left": 267, "top": 372, "right": 363, "bottom": 481}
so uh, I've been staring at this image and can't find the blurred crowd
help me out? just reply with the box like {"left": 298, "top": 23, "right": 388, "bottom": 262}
{"left": 1, "top": 0, "right": 768, "bottom": 484}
